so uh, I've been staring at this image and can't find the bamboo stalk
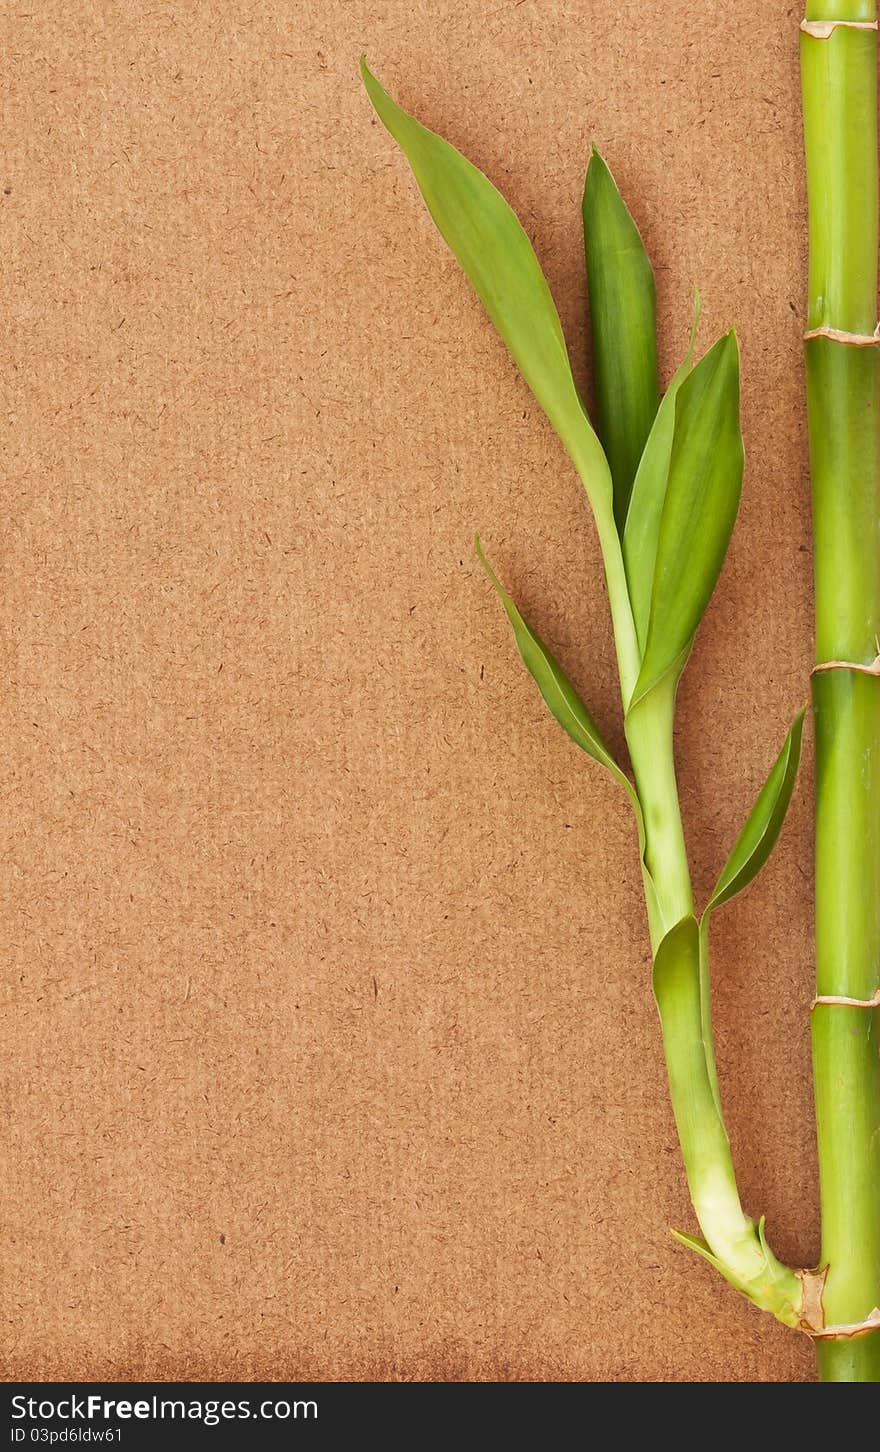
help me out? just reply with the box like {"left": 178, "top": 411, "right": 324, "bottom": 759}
{"left": 801, "top": 0, "right": 880, "bottom": 1381}
{"left": 364, "top": 51, "right": 813, "bottom": 1359}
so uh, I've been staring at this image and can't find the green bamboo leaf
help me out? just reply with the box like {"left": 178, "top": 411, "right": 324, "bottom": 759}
{"left": 623, "top": 292, "right": 700, "bottom": 653}
{"left": 628, "top": 331, "right": 744, "bottom": 710}
{"left": 362, "top": 60, "right": 612, "bottom": 518}
{"left": 705, "top": 710, "right": 805, "bottom": 913}
{"left": 477, "top": 534, "right": 660, "bottom": 919}
{"left": 476, "top": 536, "right": 625, "bottom": 776}
{"left": 582, "top": 148, "right": 660, "bottom": 531}
{"left": 695, "top": 712, "right": 804, "bottom": 1127}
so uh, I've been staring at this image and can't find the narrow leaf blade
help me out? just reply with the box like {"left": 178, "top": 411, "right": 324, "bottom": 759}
{"left": 583, "top": 149, "right": 660, "bottom": 530}
{"left": 629, "top": 331, "right": 744, "bottom": 709}
{"left": 476, "top": 536, "right": 624, "bottom": 778}
{"left": 362, "top": 60, "right": 612, "bottom": 513}
{"left": 623, "top": 292, "right": 700, "bottom": 652}
{"left": 706, "top": 711, "right": 805, "bottom": 912}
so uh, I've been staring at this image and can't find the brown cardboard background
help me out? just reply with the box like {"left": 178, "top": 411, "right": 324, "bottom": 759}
{"left": 1, "top": 2, "right": 819, "bottom": 1381}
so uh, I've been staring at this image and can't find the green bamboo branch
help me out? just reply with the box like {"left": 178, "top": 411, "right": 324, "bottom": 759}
{"left": 362, "top": 56, "right": 810, "bottom": 1353}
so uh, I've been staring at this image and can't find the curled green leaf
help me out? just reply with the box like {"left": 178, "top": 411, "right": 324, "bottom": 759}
{"left": 476, "top": 535, "right": 623, "bottom": 775}
{"left": 652, "top": 914, "right": 729, "bottom": 1159}
{"left": 477, "top": 534, "right": 660, "bottom": 930}
{"left": 583, "top": 148, "right": 660, "bottom": 531}
{"left": 696, "top": 711, "right": 804, "bottom": 1131}
{"left": 629, "top": 331, "right": 744, "bottom": 710}
{"left": 705, "top": 710, "right": 805, "bottom": 913}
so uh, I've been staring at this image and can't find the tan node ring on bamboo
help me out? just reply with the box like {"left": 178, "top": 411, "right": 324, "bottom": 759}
{"left": 812, "top": 653, "right": 880, "bottom": 677}
{"left": 797, "top": 1269, "right": 880, "bottom": 1339}
{"left": 812, "top": 989, "right": 880, "bottom": 1010}
{"left": 800, "top": 19, "right": 879, "bottom": 38}
{"left": 807, "top": 1309, "right": 880, "bottom": 1341}
{"left": 804, "top": 324, "right": 880, "bottom": 345}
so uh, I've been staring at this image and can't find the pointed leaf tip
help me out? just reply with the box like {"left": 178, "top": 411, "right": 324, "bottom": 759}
{"left": 360, "top": 55, "right": 377, "bottom": 89}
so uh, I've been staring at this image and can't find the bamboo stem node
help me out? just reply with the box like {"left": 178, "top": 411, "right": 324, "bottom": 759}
{"left": 803, "top": 324, "right": 880, "bottom": 346}
{"left": 812, "top": 653, "right": 880, "bottom": 676}
{"left": 812, "top": 989, "right": 880, "bottom": 1009}
{"left": 800, "top": 19, "right": 879, "bottom": 38}
{"left": 806, "top": 1309, "right": 880, "bottom": 1341}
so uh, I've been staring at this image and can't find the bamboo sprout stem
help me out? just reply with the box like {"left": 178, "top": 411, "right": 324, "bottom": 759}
{"left": 624, "top": 679, "right": 802, "bottom": 1322}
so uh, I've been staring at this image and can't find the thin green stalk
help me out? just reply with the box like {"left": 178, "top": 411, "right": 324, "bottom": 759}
{"left": 802, "top": 0, "right": 880, "bottom": 1381}
{"left": 625, "top": 679, "right": 802, "bottom": 1322}
{"left": 625, "top": 676, "right": 692, "bottom": 946}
